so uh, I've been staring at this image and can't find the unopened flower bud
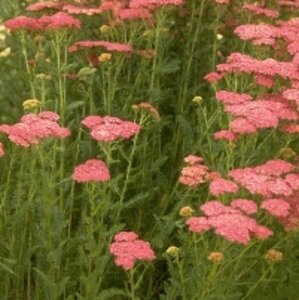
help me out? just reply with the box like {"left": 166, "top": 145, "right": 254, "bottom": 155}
{"left": 208, "top": 252, "right": 224, "bottom": 263}
{"left": 179, "top": 206, "right": 195, "bottom": 217}
{"left": 22, "top": 98, "right": 41, "bottom": 110}
{"left": 264, "top": 249, "right": 283, "bottom": 264}
{"left": 166, "top": 246, "right": 180, "bottom": 257}
{"left": 98, "top": 53, "right": 112, "bottom": 63}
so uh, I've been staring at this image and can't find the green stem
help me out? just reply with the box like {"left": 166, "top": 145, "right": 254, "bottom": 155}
{"left": 129, "top": 268, "right": 136, "bottom": 300}
{"left": 20, "top": 32, "right": 36, "bottom": 98}
{"left": 115, "top": 131, "right": 139, "bottom": 222}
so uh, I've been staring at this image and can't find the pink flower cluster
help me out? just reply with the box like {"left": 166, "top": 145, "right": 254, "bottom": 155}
{"left": 213, "top": 90, "right": 298, "bottom": 138}
{"left": 72, "top": 159, "right": 110, "bottom": 183}
{"left": 68, "top": 40, "right": 133, "bottom": 53}
{"left": 81, "top": 115, "right": 140, "bottom": 142}
{"left": 26, "top": 1, "right": 64, "bottom": 12}
{"left": 0, "top": 111, "right": 70, "bottom": 148}
{"left": 229, "top": 159, "right": 295, "bottom": 197}
{"left": 179, "top": 155, "right": 209, "bottom": 187}
{"left": 279, "top": 0, "right": 299, "bottom": 8}
{"left": 5, "top": 12, "right": 81, "bottom": 31}
{"left": 110, "top": 231, "right": 155, "bottom": 270}
{"left": 227, "top": 159, "right": 299, "bottom": 229}
{"left": 209, "top": 177, "right": 239, "bottom": 196}
{"left": 186, "top": 200, "right": 272, "bottom": 245}
{"left": 243, "top": 4, "right": 279, "bottom": 18}
{"left": 216, "top": 52, "right": 299, "bottom": 81}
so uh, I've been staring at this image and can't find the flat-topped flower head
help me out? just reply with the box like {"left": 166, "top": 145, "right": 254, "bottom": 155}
{"left": 82, "top": 115, "right": 140, "bottom": 142}
{"left": 209, "top": 178, "right": 239, "bottom": 196}
{"left": 38, "top": 12, "right": 81, "bottom": 30}
{"left": 0, "top": 111, "right": 70, "bottom": 147}
{"left": 187, "top": 200, "right": 273, "bottom": 245}
{"left": 72, "top": 159, "right": 110, "bottom": 183}
{"left": 230, "top": 199, "right": 258, "bottom": 215}
{"left": 110, "top": 231, "right": 155, "bottom": 270}
{"left": 26, "top": 1, "right": 64, "bottom": 12}
{"left": 179, "top": 155, "right": 209, "bottom": 187}
{"left": 5, "top": 12, "right": 81, "bottom": 32}
{"left": 261, "top": 199, "right": 291, "bottom": 217}
{"left": 68, "top": 40, "right": 133, "bottom": 53}
{"left": 243, "top": 4, "right": 279, "bottom": 18}
{"left": 200, "top": 201, "right": 239, "bottom": 216}
{"left": 4, "top": 16, "right": 42, "bottom": 31}
{"left": 214, "top": 130, "right": 237, "bottom": 142}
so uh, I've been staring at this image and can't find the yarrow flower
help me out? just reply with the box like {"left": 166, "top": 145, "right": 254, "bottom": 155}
{"left": 214, "top": 130, "right": 236, "bottom": 142}
{"left": 4, "top": 16, "right": 42, "bottom": 31}
{"left": 62, "top": 4, "right": 102, "bottom": 15}
{"left": 179, "top": 155, "right": 209, "bottom": 187}
{"left": 261, "top": 199, "right": 291, "bottom": 217}
{"left": 26, "top": 1, "right": 64, "bottom": 12}
{"left": 243, "top": 4, "right": 279, "bottom": 18}
{"left": 132, "top": 102, "right": 160, "bottom": 121}
{"left": 186, "top": 200, "right": 273, "bottom": 245}
{"left": 209, "top": 178, "right": 239, "bottom": 196}
{"left": 68, "top": 40, "right": 133, "bottom": 53}
{"left": 5, "top": 12, "right": 81, "bottom": 32}
{"left": 213, "top": 89, "right": 298, "bottom": 137}
{"left": 110, "top": 231, "right": 155, "bottom": 270}
{"left": 81, "top": 115, "right": 140, "bottom": 142}
{"left": 0, "top": 111, "right": 70, "bottom": 147}
{"left": 38, "top": 12, "right": 81, "bottom": 30}
{"left": 72, "top": 159, "right": 110, "bottom": 183}
{"left": 230, "top": 199, "right": 258, "bottom": 215}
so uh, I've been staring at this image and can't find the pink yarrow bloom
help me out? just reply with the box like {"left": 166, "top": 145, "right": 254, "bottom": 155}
{"left": 209, "top": 178, "right": 239, "bottom": 196}
{"left": 26, "top": 1, "right": 64, "bottom": 11}
{"left": 4, "top": 16, "right": 42, "bottom": 31}
{"left": 187, "top": 201, "right": 273, "bottom": 244}
{"left": 110, "top": 231, "right": 155, "bottom": 270}
{"left": 0, "top": 111, "right": 70, "bottom": 147}
{"left": 230, "top": 199, "right": 258, "bottom": 215}
{"left": 82, "top": 115, "right": 140, "bottom": 142}
{"left": 200, "top": 201, "right": 239, "bottom": 216}
{"left": 72, "top": 159, "right": 110, "bottom": 183}
{"left": 214, "top": 130, "right": 237, "bottom": 142}
{"left": 129, "top": 0, "right": 184, "bottom": 9}
{"left": 68, "top": 40, "right": 133, "bottom": 53}
{"left": 62, "top": 4, "right": 102, "bottom": 15}
{"left": 261, "top": 199, "right": 291, "bottom": 217}
{"left": 179, "top": 155, "right": 209, "bottom": 187}
{"left": 186, "top": 216, "right": 211, "bottom": 233}
{"left": 243, "top": 4, "right": 279, "bottom": 18}
{"left": 38, "top": 12, "right": 81, "bottom": 30}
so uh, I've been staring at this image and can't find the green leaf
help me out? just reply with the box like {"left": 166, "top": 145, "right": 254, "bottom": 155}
{"left": 97, "top": 288, "right": 126, "bottom": 299}
{"left": 66, "top": 100, "right": 85, "bottom": 111}
{"left": 159, "top": 59, "right": 181, "bottom": 74}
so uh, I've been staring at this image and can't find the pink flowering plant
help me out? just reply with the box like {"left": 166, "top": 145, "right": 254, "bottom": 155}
{"left": 1, "top": 0, "right": 299, "bottom": 299}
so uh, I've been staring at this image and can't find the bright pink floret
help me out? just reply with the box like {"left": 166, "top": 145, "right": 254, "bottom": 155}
{"left": 0, "top": 111, "right": 70, "bottom": 147}
{"left": 82, "top": 115, "right": 140, "bottom": 142}
{"left": 261, "top": 199, "right": 291, "bottom": 217}
{"left": 230, "top": 199, "right": 258, "bottom": 215}
{"left": 110, "top": 231, "right": 155, "bottom": 270}
{"left": 209, "top": 178, "right": 239, "bottom": 196}
{"left": 72, "top": 159, "right": 110, "bottom": 183}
